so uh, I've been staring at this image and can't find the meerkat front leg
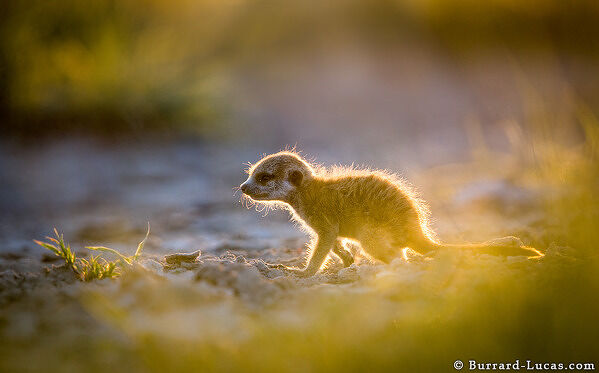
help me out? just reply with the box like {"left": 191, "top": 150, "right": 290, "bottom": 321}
{"left": 271, "top": 229, "right": 338, "bottom": 277}
{"left": 299, "top": 230, "right": 338, "bottom": 276}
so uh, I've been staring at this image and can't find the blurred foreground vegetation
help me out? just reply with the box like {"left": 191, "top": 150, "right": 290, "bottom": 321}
{"left": 2, "top": 0, "right": 599, "bottom": 135}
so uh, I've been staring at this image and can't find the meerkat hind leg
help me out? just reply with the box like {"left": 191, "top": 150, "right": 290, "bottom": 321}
{"left": 332, "top": 239, "right": 354, "bottom": 267}
{"left": 359, "top": 233, "right": 405, "bottom": 264}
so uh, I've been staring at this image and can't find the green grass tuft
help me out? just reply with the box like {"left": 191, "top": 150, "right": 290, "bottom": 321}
{"left": 34, "top": 224, "right": 150, "bottom": 281}
{"left": 79, "top": 255, "right": 119, "bottom": 282}
{"left": 33, "top": 228, "right": 77, "bottom": 272}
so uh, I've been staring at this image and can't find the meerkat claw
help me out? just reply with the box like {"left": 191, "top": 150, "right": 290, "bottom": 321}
{"left": 266, "top": 263, "right": 308, "bottom": 276}
{"left": 287, "top": 269, "right": 310, "bottom": 277}
{"left": 277, "top": 265, "right": 310, "bottom": 277}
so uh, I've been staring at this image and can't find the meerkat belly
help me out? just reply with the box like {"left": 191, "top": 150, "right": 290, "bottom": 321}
{"left": 339, "top": 191, "right": 417, "bottom": 241}
{"left": 337, "top": 198, "right": 389, "bottom": 238}
{"left": 338, "top": 218, "right": 361, "bottom": 238}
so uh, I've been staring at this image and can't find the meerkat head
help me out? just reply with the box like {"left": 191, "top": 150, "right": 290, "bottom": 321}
{"left": 240, "top": 151, "right": 315, "bottom": 202}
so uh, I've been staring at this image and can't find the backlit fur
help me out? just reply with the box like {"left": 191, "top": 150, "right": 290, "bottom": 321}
{"left": 240, "top": 151, "right": 543, "bottom": 276}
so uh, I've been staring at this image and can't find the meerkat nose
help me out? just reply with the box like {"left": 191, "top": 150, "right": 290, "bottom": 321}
{"left": 240, "top": 183, "right": 249, "bottom": 193}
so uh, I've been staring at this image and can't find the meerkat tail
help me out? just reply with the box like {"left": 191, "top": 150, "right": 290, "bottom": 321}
{"left": 419, "top": 239, "right": 544, "bottom": 258}
{"left": 437, "top": 243, "right": 542, "bottom": 257}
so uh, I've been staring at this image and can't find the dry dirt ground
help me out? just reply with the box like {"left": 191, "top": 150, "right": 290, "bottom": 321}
{"left": 0, "top": 137, "right": 585, "bottom": 372}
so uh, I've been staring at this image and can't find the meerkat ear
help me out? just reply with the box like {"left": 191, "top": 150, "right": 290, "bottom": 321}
{"left": 288, "top": 170, "right": 303, "bottom": 186}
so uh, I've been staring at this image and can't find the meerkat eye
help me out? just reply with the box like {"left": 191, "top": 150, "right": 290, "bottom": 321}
{"left": 288, "top": 170, "right": 303, "bottom": 186}
{"left": 256, "top": 173, "right": 274, "bottom": 183}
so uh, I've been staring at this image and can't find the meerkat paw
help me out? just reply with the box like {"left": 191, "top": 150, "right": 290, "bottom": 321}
{"left": 338, "top": 251, "right": 354, "bottom": 267}
{"left": 266, "top": 263, "right": 291, "bottom": 271}
{"left": 266, "top": 263, "right": 311, "bottom": 277}
{"left": 283, "top": 266, "right": 313, "bottom": 277}
{"left": 334, "top": 240, "right": 355, "bottom": 267}
{"left": 286, "top": 268, "right": 311, "bottom": 277}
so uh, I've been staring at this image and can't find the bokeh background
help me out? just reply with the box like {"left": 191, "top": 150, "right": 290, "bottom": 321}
{"left": 3, "top": 0, "right": 599, "bottom": 137}
{"left": 1, "top": 1, "right": 599, "bottom": 372}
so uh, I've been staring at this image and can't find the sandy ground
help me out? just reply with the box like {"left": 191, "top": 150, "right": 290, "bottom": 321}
{"left": 0, "top": 137, "right": 564, "bottom": 372}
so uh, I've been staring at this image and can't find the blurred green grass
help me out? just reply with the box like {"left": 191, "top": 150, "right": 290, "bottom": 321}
{"left": 2, "top": 0, "right": 599, "bottom": 135}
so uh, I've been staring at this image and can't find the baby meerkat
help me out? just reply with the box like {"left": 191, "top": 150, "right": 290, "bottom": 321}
{"left": 239, "top": 151, "right": 542, "bottom": 276}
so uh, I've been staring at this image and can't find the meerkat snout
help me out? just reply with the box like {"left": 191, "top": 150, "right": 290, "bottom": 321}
{"left": 239, "top": 182, "right": 250, "bottom": 194}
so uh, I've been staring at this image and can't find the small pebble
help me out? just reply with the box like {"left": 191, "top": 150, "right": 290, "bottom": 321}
{"left": 164, "top": 250, "right": 201, "bottom": 265}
